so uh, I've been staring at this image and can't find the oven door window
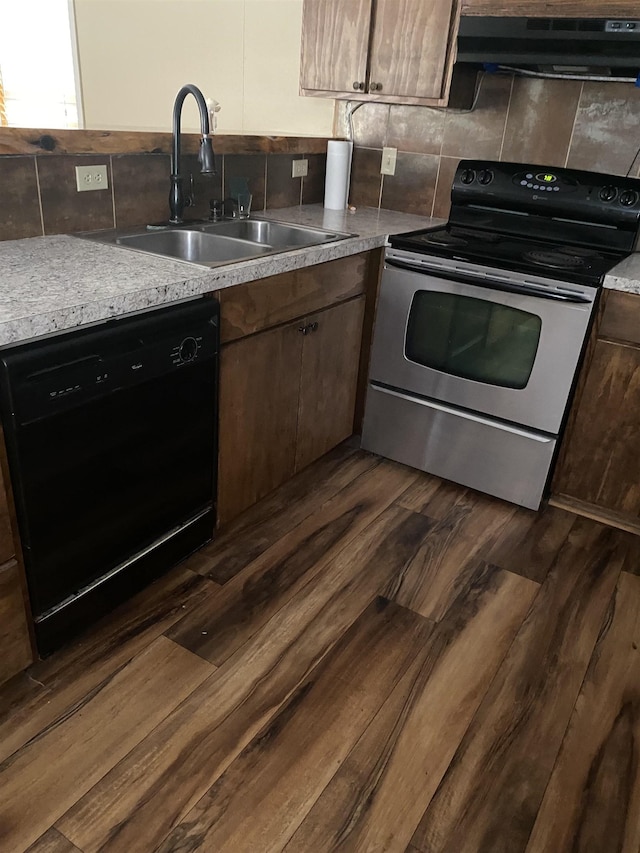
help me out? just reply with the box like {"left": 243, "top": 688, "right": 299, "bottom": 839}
{"left": 405, "top": 291, "right": 542, "bottom": 389}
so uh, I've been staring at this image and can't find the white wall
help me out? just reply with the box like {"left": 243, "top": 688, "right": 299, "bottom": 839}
{"left": 73, "top": 0, "right": 335, "bottom": 135}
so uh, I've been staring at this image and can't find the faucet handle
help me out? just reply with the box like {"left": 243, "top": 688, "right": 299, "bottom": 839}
{"left": 209, "top": 199, "right": 224, "bottom": 221}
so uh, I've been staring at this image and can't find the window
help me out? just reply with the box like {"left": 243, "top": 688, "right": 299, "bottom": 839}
{"left": 0, "top": 0, "right": 81, "bottom": 128}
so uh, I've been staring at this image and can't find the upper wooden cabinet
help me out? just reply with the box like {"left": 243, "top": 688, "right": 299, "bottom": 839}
{"left": 301, "top": 0, "right": 470, "bottom": 107}
{"left": 461, "top": 1, "right": 639, "bottom": 16}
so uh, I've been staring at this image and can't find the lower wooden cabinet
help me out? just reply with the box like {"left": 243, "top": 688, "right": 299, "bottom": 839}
{"left": 218, "top": 295, "right": 366, "bottom": 525}
{"left": 295, "top": 298, "right": 366, "bottom": 472}
{"left": 0, "top": 453, "right": 33, "bottom": 686}
{"left": 552, "top": 289, "right": 640, "bottom": 530}
{"left": 218, "top": 321, "right": 303, "bottom": 525}
{"left": 0, "top": 560, "right": 33, "bottom": 685}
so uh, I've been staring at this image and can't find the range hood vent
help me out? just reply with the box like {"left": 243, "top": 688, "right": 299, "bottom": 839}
{"left": 456, "top": 17, "right": 640, "bottom": 78}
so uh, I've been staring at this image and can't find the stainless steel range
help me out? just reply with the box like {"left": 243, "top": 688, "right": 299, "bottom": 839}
{"left": 362, "top": 160, "right": 640, "bottom": 509}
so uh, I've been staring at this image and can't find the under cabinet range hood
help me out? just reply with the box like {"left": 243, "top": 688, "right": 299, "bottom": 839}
{"left": 456, "top": 17, "right": 640, "bottom": 78}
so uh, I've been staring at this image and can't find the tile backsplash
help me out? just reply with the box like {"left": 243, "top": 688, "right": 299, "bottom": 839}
{"left": 0, "top": 149, "right": 326, "bottom": 242}
{"left": 339, "top": 76, "right": 640, "bottom": 221}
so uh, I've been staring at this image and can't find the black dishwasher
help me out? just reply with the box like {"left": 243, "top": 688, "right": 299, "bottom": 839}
{"left": 0, "top": 298, "right": 218, "bottom": 655}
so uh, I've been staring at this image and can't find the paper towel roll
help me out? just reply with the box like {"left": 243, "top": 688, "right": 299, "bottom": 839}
{"left": 324, "top": 140, "right": 353, "bottom": 210}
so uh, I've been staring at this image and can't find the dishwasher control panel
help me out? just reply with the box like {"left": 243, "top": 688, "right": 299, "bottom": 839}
{"left": 0, "top": 299, "right": 219, "bottom": 425}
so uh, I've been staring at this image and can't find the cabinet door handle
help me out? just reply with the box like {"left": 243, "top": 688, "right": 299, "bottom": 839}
{"left": 369, "top": 82, "right": 383, "bottom": 92}
{"left": 309, "top": 322, "right": 319, "bottom": 332}
{"left": 298, "top": 325, "right": 309, "bottom": 335}
{"left": 353, "top": 81, "right": 365, "bottom": 91}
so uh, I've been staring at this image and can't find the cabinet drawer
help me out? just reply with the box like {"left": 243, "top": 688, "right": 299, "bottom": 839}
{"left": 599, "top": 290, "right": 640, "bottom": 347}
{"left": 0, "top": 559, "right": 33, "bottom": 685}
{"left": 219, "top": 254, "right": 369, "bottom": 342}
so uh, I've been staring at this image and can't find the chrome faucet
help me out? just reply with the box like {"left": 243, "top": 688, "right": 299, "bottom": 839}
{"left": 169, "top": 84, "right": 216, "bottom": 224}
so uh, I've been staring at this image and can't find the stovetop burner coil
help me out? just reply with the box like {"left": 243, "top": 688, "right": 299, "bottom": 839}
{"left": 524, "top": 250, "right": 587, "bottom": 270}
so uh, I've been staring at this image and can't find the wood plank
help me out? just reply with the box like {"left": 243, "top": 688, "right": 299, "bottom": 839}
{"left": 57, "top": 503, "right": 430, "bottom": 853}
{"left": 0, "top": 637, "right": 213, "bottom": 852}
{"left": 0, "top": 559, "right": 33, "bottom": 687}
{"left": 552, "top": 339, "right": 640, "bottom": 519}
{"left": 484, "top": 504, "right": 577, "bottom": 583}
{"left": 409, "top": 516, "right": 627, "bottom": 853}
{"left": 169, "top": 457, "right": 422, "bottom": 664}
{"left": 26, "top": 828, "right": 81, "bottom": 853}
{"left": 157, "top": 600, "right": 435, "bottom": 852}
{"left": 461, "top": 1, "right": 638, "bottom": 15}
{"left": 599, "top": 289, "right": 640, "bottom": 347}
{"left": 388, "top": 491, "right": 518, "bottom": 621}
{"left": 295, "top": 297, "right": 365, "bottom": 471}
{"left": 218, "top": 255, "right": 368, "bottom": 343}
{"left": 0, "top": 566, "right": 218, "bottom": 764}
{"left": 0, "top": 127, "right": 328, "bottom": 156}
{"left": 396, "top": 476, "right": 467, "bottom": 519}
{"left": 370, "top": 0, "right": 456, "bottom": 100}
{"left": 284, "top": 562, "right": 539, "bottom": 852}
{"left": 217, "top": 322, "right": 303, "bottom": 525}
{"left": 550, "top": 494, "right": 640, "bottom": 539}
{"left": 300, "top": 0, "right": 372, "bottom": 93}
{"left": 525, "top": 571, "right": 640, "bottom": 853}
{"left": 201, "top": 443, "right": 378, "bottom": 583}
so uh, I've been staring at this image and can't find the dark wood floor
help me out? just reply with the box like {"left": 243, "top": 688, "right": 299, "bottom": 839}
{"left": 1, "top": 443, "right": 639, "bottom": 853}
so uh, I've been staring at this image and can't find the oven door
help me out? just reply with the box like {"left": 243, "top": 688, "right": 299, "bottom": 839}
{"left": 369, "top": 252, "right": 597, "bottom": 435}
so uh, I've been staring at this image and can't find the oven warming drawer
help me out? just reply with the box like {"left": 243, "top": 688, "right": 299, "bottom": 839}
{"left": 362, "top": 384, "right": 556, "bottom": 510}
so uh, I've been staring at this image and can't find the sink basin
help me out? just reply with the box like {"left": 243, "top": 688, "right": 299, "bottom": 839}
{"left": 199, "top": 219, "right": 344, "bottom": 248}
{"left": 116, "top": 230, "right": 272, "bottom": 264}
{"left": 80, "top": 217, "right": 352, "bottom": 268}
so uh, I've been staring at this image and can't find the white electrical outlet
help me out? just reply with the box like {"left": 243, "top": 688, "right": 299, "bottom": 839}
{"left": 75, "top": 165, "right": 109, "bottom": 192}
{"left": 292, "top": 159, "right": 308, "bottom": 178}
{"left": 381, "top": 147, "right": 397, "bottom": 176}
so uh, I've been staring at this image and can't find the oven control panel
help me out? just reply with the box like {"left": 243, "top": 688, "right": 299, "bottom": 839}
{"left": 452, "top": 160, "right": 640, "bottom": 226}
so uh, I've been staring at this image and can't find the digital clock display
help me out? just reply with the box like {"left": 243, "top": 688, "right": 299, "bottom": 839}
{"left": 536, "top": 172, "right": 557, "bottom": 184}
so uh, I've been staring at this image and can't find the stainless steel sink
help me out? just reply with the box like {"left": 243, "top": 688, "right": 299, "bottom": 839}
{"left": 198, "top": 219, "right": 344, "bottom": 248}
{"left": 80, "top": 217, "right": 352, "bottom": 268}
{"left": 115, "top": 230, "right": 273, "bottom": 264}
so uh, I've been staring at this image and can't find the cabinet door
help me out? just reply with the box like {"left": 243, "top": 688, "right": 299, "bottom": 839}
{"left": 295, "top": 296, "right": 366, "bottom": 472}
{"left": 369, "top": 0, "right": 456, "bottom": 99}
{"left": 553, "top": 339, "right": 640, "bottom": 519}
{"left": 217, "top": 323, "right": 304, "bottom": 526}
{"left": 0, "top": 560, "right": 33, "bottom": 686}
{"left": 300, "top": 0, "right": 372, "bottom": 94}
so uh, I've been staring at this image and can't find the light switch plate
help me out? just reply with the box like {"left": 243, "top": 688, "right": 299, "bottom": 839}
{"left": 381, "top": 147, "right": 397, "bottom": 176}
{"left": 292, "top": 159, "right": 308, "bottom": 178}
{"left": 75, "top": 164, "right": 109, "bottom": 192}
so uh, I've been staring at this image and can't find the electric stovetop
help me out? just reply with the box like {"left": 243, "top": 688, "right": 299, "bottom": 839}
{"left": 389, "top": 224, "right": 629, "bottom": 287}
{"left": 389, "top": 159, "right": 640, "bottom": 288}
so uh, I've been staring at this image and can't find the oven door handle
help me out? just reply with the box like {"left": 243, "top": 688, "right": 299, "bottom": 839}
{"left": 384, "top": 258, "right": 594, "bottom": 304}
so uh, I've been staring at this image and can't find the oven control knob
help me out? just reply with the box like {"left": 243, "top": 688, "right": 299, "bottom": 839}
{"left": 599, "top": 186, "right": 618, "bottom": 202}
{"left": 460, "top": 168, "right": 476, "bottom": 185}
{"left": 620, "top": 190, "right": 639, "bottom": 207}
{"left": 478, "top": 169, "right": 494, "bottom": 186}
{"left": 178, "top": 337, "right": 198, "bottom": 362}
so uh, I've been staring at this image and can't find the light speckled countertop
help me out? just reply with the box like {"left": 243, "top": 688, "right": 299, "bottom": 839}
{"left": 604, "top": 253, "right": 640, "bottom": 295}
{"left": 2, "top": 205, "right": 637, "bottom": 349}
{"left": 0, "top": 206, "right": 436, "bottom": 347}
